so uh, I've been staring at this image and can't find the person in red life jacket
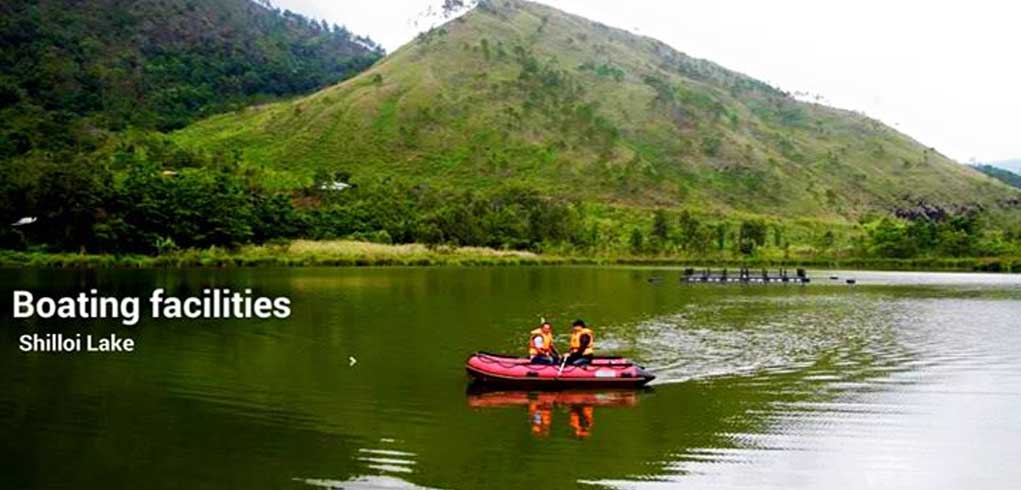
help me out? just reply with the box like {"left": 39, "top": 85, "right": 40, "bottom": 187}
{"left": 528, "top": 321, "right": 560, "bottom": 365}
{"left": 565, "top": 319, "right": 595, "bottom": 366}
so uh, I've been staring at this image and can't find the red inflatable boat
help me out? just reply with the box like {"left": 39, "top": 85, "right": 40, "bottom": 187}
{"left": 465, "top": 352, "right": 655, "bottom": 388}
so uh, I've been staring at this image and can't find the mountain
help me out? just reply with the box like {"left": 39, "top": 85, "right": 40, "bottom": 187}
{"left": 173, "top": 0, "right": 1018, "bottom": 220}
{"left": 988, "top": 159, "right": 1021, "bottom": 174}
{"left": 974, "top": 164, "right": 1021, "bottom": 189}
{"left": 0, "top": 0, "right": 383, "bottom": 159}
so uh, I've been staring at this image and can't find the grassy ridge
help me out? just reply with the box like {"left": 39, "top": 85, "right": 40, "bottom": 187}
{"left": 173, "top": 0, "right": 1019, "bottom": 219}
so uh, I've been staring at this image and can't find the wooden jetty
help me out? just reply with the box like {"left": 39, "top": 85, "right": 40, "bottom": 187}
{"left": 682, "top": 267, "right": 810, "bottom": 284}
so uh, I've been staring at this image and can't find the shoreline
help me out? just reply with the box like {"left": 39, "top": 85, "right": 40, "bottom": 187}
{"left": 1, "top": 240, "right": 1017, "bottom": 272}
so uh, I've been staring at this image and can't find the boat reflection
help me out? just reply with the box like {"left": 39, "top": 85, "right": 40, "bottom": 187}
{"left": 467, "top": 389, "right": 641, "bottom": 439}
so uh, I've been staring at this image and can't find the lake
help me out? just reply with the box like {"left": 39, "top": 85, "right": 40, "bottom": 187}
{"left": 2, "top": 267, "right": 1020, "bottom": 489}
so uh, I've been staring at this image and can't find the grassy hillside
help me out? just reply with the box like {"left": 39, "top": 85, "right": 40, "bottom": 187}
{"left": 0, "top": 0, "right": 382, "bottom": 159}
{"left": 174, "top": 0, "right": 1018, "bottom": 220}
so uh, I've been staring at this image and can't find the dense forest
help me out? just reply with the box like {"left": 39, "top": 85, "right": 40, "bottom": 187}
{"left": 0, "top": 0, "right": 383, "bottom": 159}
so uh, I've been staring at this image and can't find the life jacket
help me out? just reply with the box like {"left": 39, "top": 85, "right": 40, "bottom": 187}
{"left": 569, "top": 327, "right": 595, "bottom": 356}
{"left": 528, "top": 328, "right": 554, "bottom": 356}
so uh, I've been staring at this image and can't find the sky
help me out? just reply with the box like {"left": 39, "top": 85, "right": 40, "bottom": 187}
{"left": 272, "top": 0, "right": 1019, "bottom": 164}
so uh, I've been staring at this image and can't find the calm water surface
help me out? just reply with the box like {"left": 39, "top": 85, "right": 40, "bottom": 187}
{"left": 1, "top": 267, "right": 1020, "bottom": 489}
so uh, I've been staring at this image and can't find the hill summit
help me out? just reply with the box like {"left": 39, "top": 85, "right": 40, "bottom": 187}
{"left": 175, "top": 0, "right": 1017, "bottom": 219}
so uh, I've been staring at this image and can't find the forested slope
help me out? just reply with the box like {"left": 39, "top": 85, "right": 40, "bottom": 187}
{"left": 0, "top": 0, "right": 383, "bottom": 158}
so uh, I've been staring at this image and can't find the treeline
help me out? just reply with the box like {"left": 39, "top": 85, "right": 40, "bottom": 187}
{"left": 859, "top": 215, "right": 1018, "bottom": 259}
{"left": 0, "top": 0, "right": 383, "bottom": 159}
{"left": 630, "top": 209, "right": 1021, "bottom": 260}
{"left": 4, "top": 136, "right": 1020, "bottom": 262}
{"left": 973, "top": 165, "right": 1021, "bottom": 189}
{"left": 0, "top": 137, "right": 588, "bottom": 254}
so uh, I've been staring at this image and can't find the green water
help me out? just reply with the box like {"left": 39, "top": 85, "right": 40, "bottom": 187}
{"left": 2, "top": 267, "right": 1020, "bottom": 489}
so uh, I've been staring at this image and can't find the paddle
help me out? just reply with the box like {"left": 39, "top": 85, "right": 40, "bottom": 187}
{"left": 537, "top": 314, "right": 568, "bottom": 377}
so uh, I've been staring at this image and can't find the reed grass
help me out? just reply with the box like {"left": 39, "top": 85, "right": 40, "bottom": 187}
{"left": 0, "top": 242, "right": 1018, "bottom": 272}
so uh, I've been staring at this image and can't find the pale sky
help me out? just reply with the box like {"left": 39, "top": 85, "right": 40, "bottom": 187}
{"left": 273, "top": 0, "right": 1019, "bottom": 164}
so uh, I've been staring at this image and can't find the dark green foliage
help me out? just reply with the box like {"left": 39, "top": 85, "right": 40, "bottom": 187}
{"left": 676, "top": 85, "right": 727, "bottom": 120}
{"left": 578, "top": 61, "right": 625, "bottom": 82}
{"left": 0, "top": 0, "right": 383, "bottom": 253}
{"left": 382, "top": 185, "right": 583, "bottom": 251}
{"left": 715, "top": 223, "right": 727, "bottom": 251}
{"left": 642, "top": 75, "right": 674, "bottom": 104}
{"left": 0, "top": 0, "right": 383, "bottom": 159}
{"left": 676, "top": 210, "right": 713, "bottom": 254}
{"left": 738, "top": 220, "right": 768, "bottom": 255}
{"left": 652, "top": 209, "right": 670, "bottom": 242}
{"left": 629, "top": 228, "right": 644, "bottom": 254}
{"left": 112, "top": 164, "right": 255, "bottom": 251}
{"left": 3, "top": 137, "right": 255, "bottom": 253}
{"left": 974, "top": 164, "right": 1021, "bottom": 189}
{"left": 4, "top": 135, "right": 593, "bottom": 254}
{"left": 701, "top": 135, "right": 722, "bottom": 157}
{"left": 480, "top": 38, "right": 491, "bottom": 60}
{"left": 16, "top": 155, "right": 113, "bottom": 251}
{"left": 864, "top": 218, "right": 918, "bottom": 258}
{"left": 817, "top": 230, "right": 835, "bottom": 250}
{"left": 860, "top": 214, "right": 990, "bottom": 259}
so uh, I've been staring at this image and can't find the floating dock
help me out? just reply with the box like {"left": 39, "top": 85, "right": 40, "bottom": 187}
{"left": 682, "top": 267, "right": 810, "bottom": 284}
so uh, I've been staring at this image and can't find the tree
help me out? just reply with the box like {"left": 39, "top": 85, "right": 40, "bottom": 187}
{"left": 629, "top": 228, "right": 644, "bottom": 255}
{"left": 818, "top": 230, "right": 835, "bottom": 250}
{"left": 772, "top": 225, "right": 784, "bottom": 247}
{"left": 29, "top": 156, "right": 112, "bottom": 251}
{"left": 866, "top": 217, "right": 915, "bottom": 258}
{"left": 738, "top": 220, "right": 767, "bottom": 255}
{"left": 715, "top": 223, "right": 727, "bottom": 251}
{"left": 652, "top": 209, "right": 670, "bottom": 242}
{"left": 677, "top": 210, "right": 699, "bottom": 251}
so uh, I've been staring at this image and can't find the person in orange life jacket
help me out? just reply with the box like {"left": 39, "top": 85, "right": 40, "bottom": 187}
{"left": 528, "top": 322, "right": 560, "bottom": 365}
{"left": 565, "top": 319, "right": 595, "bottom": 366}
